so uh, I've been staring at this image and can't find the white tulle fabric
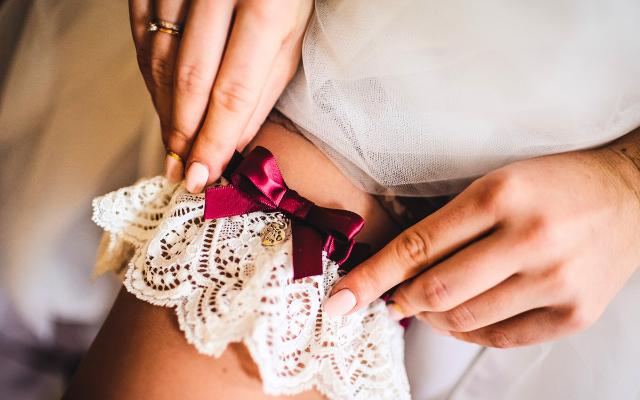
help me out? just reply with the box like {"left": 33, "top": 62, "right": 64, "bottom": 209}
{"left": 277, "top": 0, "right": 640, "bottom": 196}
{"left": 91, "top": 176, "right": 410, "bottom": 400}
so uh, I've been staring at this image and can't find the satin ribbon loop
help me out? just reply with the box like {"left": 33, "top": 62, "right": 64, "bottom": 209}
{"left": 204, "top": 146, "right": 365, "bottom": 280}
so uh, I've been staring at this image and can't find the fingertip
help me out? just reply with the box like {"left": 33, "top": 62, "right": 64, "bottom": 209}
{"left": 388, "top": 287, "right": 419, "bottom": 319}
{"left": 205, "top": 156, "right": 229, "bottom": 185}
{"left": 185, "top": 162, "right": 209, "bottom": 193}
{"left": 323, "top": 288, "right": 357, "bottom": 318}
{"left": 327, "top": 261, "right": 386, "bottom": 315}
{"left": 189, "top": 140, "right": 238, "bottom": 185}
{"left": 385, "top": 301, "right": 405, "bottom": 321}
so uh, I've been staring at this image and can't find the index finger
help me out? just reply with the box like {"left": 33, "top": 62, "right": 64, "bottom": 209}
{"left": 169, "top": 0, "right": 234, "bottom": 159}
{"left": 183, "top": 3, "right": 283, "bottom": 193}
{"left": 323, "top": 191, "right": 497, "bottom": 317}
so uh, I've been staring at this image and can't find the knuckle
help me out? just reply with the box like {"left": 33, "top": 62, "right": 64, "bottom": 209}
{"left": 564, "top": 304, "right": 596, "bottom": 331}
{"left": 444, "top": 305, "right": 477, "bottom": 331}
{"left": 170, "top": 126, "right": 195, "bottom": 145}
{"left": 544, "top": 265, "right": 573, "bottom": 294}
{"left": 475, "top": 170, "right": 520, "bottom": 214}
{"left": 486, "top": 329, "right": 515, "bottom": 348}
{"left": 524, "top": 215, "right": 559, "bottom": 247}
{"left": 150, "top": 57, "right": 174, "bottom": 88}
{"left": 420, "top": 275, "right": 450, "bottom": 311}
{"left": 174, "top": 64, "right": 211, "bottom": 96}
{"left": 212, "top": 80, "right": 257, "bottom": 113}
{"left": 393, "top": 228, "right": 432, "bottom": 269}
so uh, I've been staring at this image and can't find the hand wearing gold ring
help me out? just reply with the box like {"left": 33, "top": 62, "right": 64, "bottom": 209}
{"left": 129, "top": 0, "right": 314, "bottom": 190}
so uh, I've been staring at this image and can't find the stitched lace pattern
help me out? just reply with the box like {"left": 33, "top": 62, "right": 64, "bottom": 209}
{"left": 92, "top": 176, "right": 410, "bottom": 399}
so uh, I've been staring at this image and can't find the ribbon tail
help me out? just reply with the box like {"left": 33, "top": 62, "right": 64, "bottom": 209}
{"left": 324, "top": 236, "right": 354, "bottom": 266}
{"left": 338, "top": 242, "right": 371, "bottom": 273}
{"left": 291, "top": 222, "right": 324, "bottom": 280}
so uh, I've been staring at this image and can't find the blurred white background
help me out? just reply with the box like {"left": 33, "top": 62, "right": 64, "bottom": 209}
{"left": 0, "top": 1, "right": 163, "bottom": 397}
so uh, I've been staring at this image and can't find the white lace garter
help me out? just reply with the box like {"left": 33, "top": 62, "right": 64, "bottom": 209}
{"left": 92, "top": 176, "right": 410, "bottom": 399}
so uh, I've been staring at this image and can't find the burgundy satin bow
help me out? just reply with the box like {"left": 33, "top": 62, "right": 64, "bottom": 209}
{"left": 204, "top": 146, "right": 365, "bottom": 280}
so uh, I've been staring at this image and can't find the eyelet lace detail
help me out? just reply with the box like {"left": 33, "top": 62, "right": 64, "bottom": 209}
{"left": 92, "top": 176, "right": 410, "bottom": 399}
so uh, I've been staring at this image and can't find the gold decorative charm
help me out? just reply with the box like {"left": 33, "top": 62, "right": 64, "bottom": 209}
{"left": 261, "top": 220, "right": 288, "bottom": 246}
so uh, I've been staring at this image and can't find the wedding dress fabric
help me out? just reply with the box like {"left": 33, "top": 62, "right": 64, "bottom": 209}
{"left": 92, "top": 176, "right": 410, "bottom": 400}
{"left": 277, "top": 0, "right": 640, "bottom": 196}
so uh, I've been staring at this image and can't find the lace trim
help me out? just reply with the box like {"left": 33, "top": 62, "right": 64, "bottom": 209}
{"left": 92, "top": 176, "right": 410, "bottom": 399}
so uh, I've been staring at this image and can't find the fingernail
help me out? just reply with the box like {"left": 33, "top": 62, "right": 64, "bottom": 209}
{"left": 164, "top": 154, "right": 184, "bottom": 183}
{"left": 323, "top": 289, "right": 357, "bottom": 317}
{"left": 185, "top": 162, "right": 209, "bottom": 193}
{"left": 386, "top": 301, "right": 405, "bottom": 321}
{"left": 431, "top": 327, "right": 452, "bottom": 337}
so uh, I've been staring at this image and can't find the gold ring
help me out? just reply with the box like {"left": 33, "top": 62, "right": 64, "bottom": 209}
{"left": 166, "top": 150, "right": 184, "bottom": 163}
{"left": 156, "top": 20, "right": 183, "bottom": 32}
{"left": 147, "top": 20, "right": 183, "bottom": 36}
{"left": 146, "top": 21, "right": 158, "bottom": 32}
{"left": 158, "top": 26, "right": 181, "bottom": 36}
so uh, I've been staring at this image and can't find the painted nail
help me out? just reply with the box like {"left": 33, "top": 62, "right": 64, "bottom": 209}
{"left": 386, "top": 301, "right": 405, "bottom": 321}
{"left": 164, "top": 154, "right": 184, "bottom": 183}
{"left": 431, "top": 327, "right": 452, "bottom": 337}
{"left": 185, "top": 162, "right": 209, "bottom": 193}
{"left": 323, "top": 289, "right": 357, "bottom": 317}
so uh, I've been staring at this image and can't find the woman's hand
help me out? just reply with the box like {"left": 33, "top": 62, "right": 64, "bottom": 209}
{"left": 324, "top": 133, "right": 640, "bottom": 348}
{"left": 129, "top": 0, "right": 313, "bottom": 192}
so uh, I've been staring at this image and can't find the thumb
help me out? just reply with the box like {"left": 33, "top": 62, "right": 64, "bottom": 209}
{"left": 322, "top": 194, "right": 496, "bottom": 318}
{"left": 322, "top": 228, "right": 433, "bottom": 318}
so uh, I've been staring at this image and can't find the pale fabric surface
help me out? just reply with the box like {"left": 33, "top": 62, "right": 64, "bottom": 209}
{"left": 92, "top": 176, "right": 411, "bottom": 400}
{"left": 445, "top": 271, "right": 640, "bottom": 400}
{"left": 404, "top": 323, "right": 481, "bottom": 400}
{"left": 0, "top": 0, "right": 161, "bottom": 339}
{"left": 277, "top": 0, "right": 640, "bottom": 196}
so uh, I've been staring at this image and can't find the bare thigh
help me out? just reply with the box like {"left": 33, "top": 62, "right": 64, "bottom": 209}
{"left": 64, "top": 122, "right": 400, "bottom": 400}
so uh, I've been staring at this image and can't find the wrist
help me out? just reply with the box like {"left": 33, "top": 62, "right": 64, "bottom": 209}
{"left": 595, "top": 131, "right": 640, "bottom": 203}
